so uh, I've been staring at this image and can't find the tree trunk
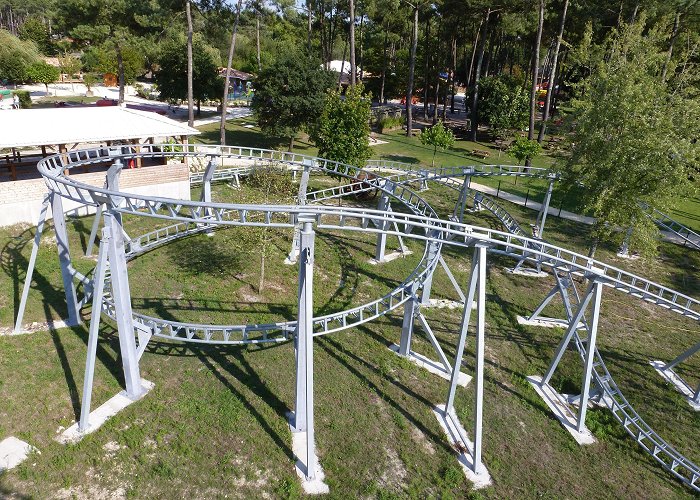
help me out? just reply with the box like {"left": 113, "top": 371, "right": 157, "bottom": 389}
{"left": 338, "top": 37, "right": 347, "bottom": 89}
{"left": 450, "top": 37, "right": 456, "bottom": 113}
{"left": 289, "top": 135, "right": 295, "bottom": 152}
{"left": 256, "top": 11, "right": 262, "bottom": 72}
{"left": 186, "top": 0, "right": 194, "bottom": 127}
{"left": 359, "top": 14, "right": 364, "bottom": 81}
{"left": 115, "top": 43, "right": 125, "bottom": 104}
{"left": 405, "top": 5, "right": 418, "bottom": 137}
{"left": 467, "top": 20, "right": 481, "bottom": 87}
{"left": 432, "top": 76, "right": 439, "bottom": 124}
{"left": 380, "top": 29, "right": 388, "bottom": 103}
{"left": 220, "top": 0, "right": 243, "bottom": 146}
{"left": 538, "top": 0, "right": 568, "bottom": 144}
{"left": 197, "top": 99, "right": 201, "bottom": 116}
{"left": 349, "top": 0, "right": 356, "bottom": 85}
{"left": 661, "top": 11, "right": 681, "bottom": 82}
{"left": 423, "top": 16, "right": 431, "bottom": 121}
{"left": 307, "top": 0, "right": 312, "bottom": 53}
{"left": 527, "top": 0, "right": 544, "bottom": 165}
{"left": 469, "top": 9, "right": 490, "bottom": 142}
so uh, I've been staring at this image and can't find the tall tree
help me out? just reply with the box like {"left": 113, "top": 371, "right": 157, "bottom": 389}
{"left": 349, "top": 0, "right": 356, "bottom": 85}
{"left": 405, "top": 2, "right": 418, "bottom": 136}
{"left": 527, "top": 0, "right": 545, "bottom": 159}
{"left": 469, "top": 8, "right": 491, "bottom": 142}
{"left": 220, "top": 0, "right": 243, "bottom": 145}
{"left": 251, "top": 51, "right": 334, "bottom": 151}
{"left": 538, "top": 0, "right": 568, "bottom": 143}
{"left": 186, "top": 0, "right": 194, "bottom": 127}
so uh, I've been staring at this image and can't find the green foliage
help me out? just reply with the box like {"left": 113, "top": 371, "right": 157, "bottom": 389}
{"left": 12, "top": 90, "right": 32, "bottom": 108}
{"left": 18, "top": 17, "right": 53, "bottom": 55}
{"left": 155, "top": 33, "right": 223, "bottom": 107}
{"left": 478, "top": 75, "right": 529, "bottom": 137}
{"left": 252, "top": 51, "right": 334, "bottom": 148}
{"left": 507, "top": 137, "right": 542, "bottom": 164}
{"left": 81, "top": 44, "right": 143, "bottom": 83}
{"left": 377, "top": 115, "right": 403, "bottom": 133}
{"left": 310, "top": 84, "right": 373, "bottom": 169}
{"left": 57, "top": 53, "right": 81, "bottom": 79}
{"left": 419, "top": 121, "right": 455, "bottom": 166}
{"left": 0, "top": 29, "right": 42, "bottom": 82}
{"left": 562, "top": 19, "right": 700, "bottom": 255}
{"left": 82, "top": 72, "right": 98, "bottom": 91}
{"left": 26, "top": 61, "right": 60, "bottom": 90}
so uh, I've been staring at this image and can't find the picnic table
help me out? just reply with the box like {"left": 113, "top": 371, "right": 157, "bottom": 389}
{"left": 470, "top": 149, "right": 490, "bottom": 159}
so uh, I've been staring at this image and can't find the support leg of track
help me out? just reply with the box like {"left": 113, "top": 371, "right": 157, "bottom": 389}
{"left": 398, "top": 285, "right": 418, "bottom": 356}
{"left": 536, "top": 178, "right": 554, "bottom": 238}
{"left": 374, "top": 193, "right": 389, "bottom": 262}
{"left": 14, "top": 194, "right": 50, "bottom": 333}
{"left": 79, "top": 228, "right": 109, "bottom": 432}
{"left": 650, "top": 340, "right": 700, "bottom": 410}
{"left": 435, "top": 244, "right": 491, "bottom": 488}
{"left": 53, "top": 194, "right": 81, "bottom": 327}
{"left": 105, "top": 212, "right": 142, "bottom": 399}
{"left": 85, "top": 204, "right": 103, "bottom": 257}
{"left": 289, "top": 220, "right": 327, "bottom": 493}
{"left": 285, "top": 166, "right": 310, "bottom": 265}
{"left": 528, "top": 277, "right": 604, "bottom": 445}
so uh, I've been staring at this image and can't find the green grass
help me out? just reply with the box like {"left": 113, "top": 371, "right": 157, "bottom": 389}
{"left": 32, "top": 96, "right": 101, "bottom": 108}
{"left": 0, "top": 173, "right": 698, "bottom": 498}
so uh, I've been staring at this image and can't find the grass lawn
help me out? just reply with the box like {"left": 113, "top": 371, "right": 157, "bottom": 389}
{"left": 31, "top": 96, "right": 101, "bottom": 108}
{"left": 0, "top": 172, "right": 698, "bottom": 498}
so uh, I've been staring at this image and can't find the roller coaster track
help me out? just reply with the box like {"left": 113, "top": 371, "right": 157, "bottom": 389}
{"left": 640, "top": 202, "right": 700, "bottom": 250}
{"left": 36, "top": 145, "right": 699, "bottom": 492}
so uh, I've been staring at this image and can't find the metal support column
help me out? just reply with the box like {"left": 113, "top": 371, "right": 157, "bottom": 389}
{"left": 541, "top": 281, "right": 597, "bottom": 386}
{"left": 536, "top": 178, "right": 555, "bottom": 238}
{"left": 200, "top": 157, "right": 217, "bottom": 203}
{"left": 398, "top": 283, "right": 419, "bottom": 356}
{"left": 292, "top": 220, "right": 317, "bottom": 480}
{"left": 445, "top": 245, "right": 483, "bottom": 413}
{"left": 575, "top": 279, "right": 604, "bottom": 433}
{"left": 86, "top": 160, "right": 124, "bottom": 255}
{"left": 53, "top": 193, "right": 81, "bottom": 327}
{"left": 420, "top": 230, "right": 441, "bottom": 305}
{"left": 286, "top": 165, "right": 311, "bottom": 264}
{"left": 104, "top": 212, "right": 143, "bottom": 399}
{"left": 618, "top": 226, "right": 633, "bottom": 257}
{"left": 662, "top": 341, "right": 700, "bottom": 372}
{"left": 471, "top": 244, "right": 487, "bottom": 471}
{"left": 374, "top": 193, "right": 390, "bottom": 262}
{"left": 14, "top": 194, "right": 50, "bottom": 333}
{"left": 453, "top": 175, "right": 470, "bottom": 223}
{"left": 79, "top": 228, "right": 110, "bottom": 431}
{"left": 693, "top": 382, "right": 700, "bottom": 405}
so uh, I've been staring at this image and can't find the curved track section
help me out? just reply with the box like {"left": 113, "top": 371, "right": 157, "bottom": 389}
{"left": 37, "top": 145, "right": 699, "bottom": 492}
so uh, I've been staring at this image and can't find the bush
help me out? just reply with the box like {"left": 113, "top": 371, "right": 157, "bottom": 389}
{"left": 12, "top": 90, "right": 31, "bottom": 108}
{"left": 507, "top": 137, "right": 541, "bottom": 164}
{"left": 377, "top": 115, "right": 403, "bottom": 133}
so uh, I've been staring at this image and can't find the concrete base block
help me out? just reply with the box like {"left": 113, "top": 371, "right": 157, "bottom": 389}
{"left": 0, "top": 437, "right": 39, "bottom": 471}
{"left": 564, "top": 391, "right": 614, "bottom": 410}
{"left": 388, "top": 344, "right": 471, "bottom": 386}
{"left": 369, "top": 250, "right": 413, "bottom": 265}
{"left": 287, "top": 418, "right": 329, "bottom": 495}
{"left": 57, "top": 379, "right": 154, "bottom": 444}
{"left": 527, "top": 376, "right": 596, "bottom": 445}
{"left": 433, "top": 405, "right": 491, "bottom": 489}
{"left": 650, "top": 361, "right": 700, "bottom": 411}
{"left": 4, "top": 319, "right": 73, "bottom": 336}
{"left": 423, "top": 299, "right": 477, "bottom": 310}
{"left": 517, "top": 315, "right": 585, "bottom": 330}
{"left": 506, "top": 267, "right": 548, "bottom": 278}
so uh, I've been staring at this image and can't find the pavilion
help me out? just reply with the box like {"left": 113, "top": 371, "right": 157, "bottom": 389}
{"left": 0, "top": 106, "right": 200, "bottom": 226}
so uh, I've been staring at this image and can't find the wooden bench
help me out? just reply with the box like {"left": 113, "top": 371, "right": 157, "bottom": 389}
{"left": 471, "top": 149, "right": 490, "bottom": 159}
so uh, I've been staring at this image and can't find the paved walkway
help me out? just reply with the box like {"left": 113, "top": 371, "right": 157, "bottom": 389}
{"left": 468, "top": 181, "right": 697, "bottom": 248}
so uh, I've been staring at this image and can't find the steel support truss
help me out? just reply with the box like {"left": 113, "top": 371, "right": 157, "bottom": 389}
{"left": 396, "top": 243, "right": 491, "bottom": 485}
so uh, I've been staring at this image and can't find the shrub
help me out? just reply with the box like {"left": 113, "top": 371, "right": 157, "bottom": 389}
{"left": 12, "top": 90, "right": 31, "bottom": 108}
{"left": 377, "top": 115, "right": 403, "bottom": 133}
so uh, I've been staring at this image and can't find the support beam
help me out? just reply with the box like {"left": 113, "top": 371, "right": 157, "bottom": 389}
{"left": 536, "top": 178, "right": 554, "bottom": 238}
{"left": 398, "top": 284, "right": 418, "bottom": 356}
{"left": 472, "top": 244, "right": 487, "bottom": 472}
{"left": 200, "top": 156, "right": 217, "bottom": 203}
{"left": 290, "top": 219, "right": 326, "bottom": 489}
{"left": 374, "top": 193, "right": 390, "bottom": 262}
{"left": 14, "top": 195, "right": 50, "bottom": 333}
{"left": 663, "top": 341, "right": 700, "bottom": 372}
{"left": 79, "top": 228, "right": 110, "bottom": 432}
{"left": 575, "top": 279, "right": 603, "bottom": 433}
{"left": 104, "top": 212, "right": 142, "bottom": 399}
{"left": 285, "top": 165, "right": 311, "bottom": 264}
{"left": 52, "top": 194, "right": 81, "bottom": 327}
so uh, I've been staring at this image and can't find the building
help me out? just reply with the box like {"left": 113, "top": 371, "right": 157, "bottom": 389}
{"left": 0, "top": 106, "right": 200, "bottom": 226}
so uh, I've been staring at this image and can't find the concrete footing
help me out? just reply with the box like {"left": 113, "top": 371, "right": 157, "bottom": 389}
{"left": 288, "top": 419, "right": 329, "bottom": 495}
{"left": 369, "top": 250, "right": 413, "bottom": 265}
{"left": 527, "top": 376, "right": 596, "bottom": 445}
{"left": 650, "top": 361, "right": 700, "bottom": 411}
{"left": 388, "top": 344, "right": 471, "bottom": 386}
{"left": 433, "top": 405, "right": 491, "bottom": 489}
{"left": 516, "top": 315, "right": 585, "bottom": 330}
{"left": 57, "top": 380, "right": 154, "bottom": 444}
{"left": 0, "top": 437, "right": 39, "bottom": 471}
{"left": 506, "top": 267, "right": 548, "bottom": 278}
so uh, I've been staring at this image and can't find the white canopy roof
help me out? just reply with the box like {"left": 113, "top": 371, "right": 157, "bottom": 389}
{"left": 0, "top": 106, "right": 200, "bottom": 149}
